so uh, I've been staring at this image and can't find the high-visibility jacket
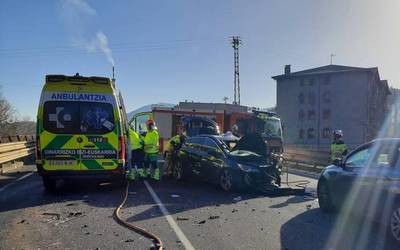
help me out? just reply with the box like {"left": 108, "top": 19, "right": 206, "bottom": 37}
{"left": 330, "top": 142, "right": 348, "bottom": 161}
{"left": 144, "top": 129, "right": 159, "bottom": 154}
{"left": 166, "top": 135, "right": 182, "bottom": 152}
{"left": 129, "top": 128, "right": 143, "bottom": 151}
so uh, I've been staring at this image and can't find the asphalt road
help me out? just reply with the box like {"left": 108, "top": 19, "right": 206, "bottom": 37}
{"left": 0, "top": 166, "right": 397, "bottom": 250}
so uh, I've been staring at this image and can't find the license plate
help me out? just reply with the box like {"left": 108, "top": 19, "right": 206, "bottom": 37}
{"left": 48, "top": 160, "right": 77, "bottom": 166}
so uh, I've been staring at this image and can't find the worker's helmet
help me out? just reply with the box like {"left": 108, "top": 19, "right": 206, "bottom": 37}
{"left": 146, "top": 119, "right": 155, "bottom": 126}
{"left": 333, "top": 129, "right": 343, "bottom": 138}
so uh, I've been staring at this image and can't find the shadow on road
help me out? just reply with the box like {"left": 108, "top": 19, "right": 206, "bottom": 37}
{"left": 0, "top": 174, "right": 126, "bottom": 213}
{"left": 279, "top": 208, "right": 396, "bottom": 250}
{"left": 269, "top": 195, "right": 311, "bottom": 209}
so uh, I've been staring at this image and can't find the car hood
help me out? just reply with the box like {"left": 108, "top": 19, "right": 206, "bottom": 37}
{"left": 228, "top": 150, "right": 267, "bottom": 165}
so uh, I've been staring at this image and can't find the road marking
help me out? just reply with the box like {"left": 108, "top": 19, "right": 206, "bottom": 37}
{"left": 143, "top": 180, "right": 195, "bottom": 250}
{"left": 0, "top": 172, "right": 33, "bottom": 192}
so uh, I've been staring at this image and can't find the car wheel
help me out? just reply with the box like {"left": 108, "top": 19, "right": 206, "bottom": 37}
{"left": 317, "top": 180, "right": 335, "bottom": 212}
{"left": 173, "top": 161, "right": 185, "bottom": 181}
{"left": 219, "top": 169, "right": 234, "bottom": 192}
{"left": 389, "top": 206, "right": 400, "bottom": 245}
{"left": 42, "top": 176, "right": 57, "bottom": 192}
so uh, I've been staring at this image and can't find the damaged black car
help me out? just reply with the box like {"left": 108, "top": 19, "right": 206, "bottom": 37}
{"left": 174, "top": 134, "right": 282, "bottom": 192}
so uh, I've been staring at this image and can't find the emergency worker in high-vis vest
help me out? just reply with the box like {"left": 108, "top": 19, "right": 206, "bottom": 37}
{"left": 128, "top": 127, "right": 144, "bottom": 180}
{"left": 143, "top": 119, "right": 160, "bottom": 180}
{"left": 164, "top": 125, "right": 187, "bottom": 176}
{"left": 330, "top": 130, "right": 348, "bottom": 163}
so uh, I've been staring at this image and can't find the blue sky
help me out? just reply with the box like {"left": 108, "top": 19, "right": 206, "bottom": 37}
{"left": 1, "top": 0, "right": 399, "bottom": 119}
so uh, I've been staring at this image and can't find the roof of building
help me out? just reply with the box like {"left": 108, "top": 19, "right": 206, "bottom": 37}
{"left": 271, "top": 64, "right": 378, "bottom": 80}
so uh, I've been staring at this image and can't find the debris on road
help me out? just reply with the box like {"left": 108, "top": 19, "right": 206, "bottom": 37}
{"left": 232, "top": 209, "right": 238, "bottom": 213}
{"left": 198, "top": 220, "right": 206, "bottom": 224}
{"left": 42, "top": 212, "right": 61, "bottom": 220}
{"left": 125, "top": 239, "right": 134, "bottom": 243}
{"left": 17, "top": 219, "right": 26, "bottom": 224}
{"left": 176, "top": 217, "right": 189, "bottom": 221}
{"left": 68, "top": 212, "right": 83, "bottom": 217}
{"left": 306, "top": 204, "right": 312, "bottom": 210}
{"left": 233, "top": 196, "right": 242, "bottom": 202}
{"left": 170, "top": 194, "right": 180, "bottom": 198}
{"left": 81, "top": 224, "right": 88, "bottom": 228}
{"left": 209, "top": 215, "right": 220, "bottom": 220}
{"left": 251, "top": 208, "right": 256, "bottom": 212}
{"left": 66, "top": 203, "right": 77, "bottom": 206}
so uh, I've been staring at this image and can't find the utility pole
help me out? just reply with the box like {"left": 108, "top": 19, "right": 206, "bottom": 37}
{"left": 231, "top": 36, "right": 242, "bottom": 105}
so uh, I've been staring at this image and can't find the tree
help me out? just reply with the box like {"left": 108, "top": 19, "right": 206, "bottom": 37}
{"left": 0, "top": 88, "right": 16, "bottom": 136}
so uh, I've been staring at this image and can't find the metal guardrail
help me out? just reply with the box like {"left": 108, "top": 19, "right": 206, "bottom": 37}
{"left": 0, "top": 135, "right": 35, "bottom": 171}
{"left": 283, "top": 146, "right": 330, "bottom": 173}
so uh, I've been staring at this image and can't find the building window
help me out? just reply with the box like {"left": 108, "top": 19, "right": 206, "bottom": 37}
{"left": 322, "top": 109, "right": 331, "bottom": 120}
{"left": 308, "top": 92, "right": 316, "bottom": 105}
{"left": 308, "top": 110, "right": 316, "bottom": 120}
{"left": 322, "top": 91, "right": 331, "bottom": 103}
{"left": 298, "top": 93, "right": 305, "bottom": 104}
{"left": 322, "top": 128, "right": 331, "bottom": 138}
{"left": 299, "top": 129, "right": 304, "bottom": 139}
{"left": 308, "top": 79, "right": 315, "bottom": 86}
{"left": 323, "top": 76, "right": 331, "bottom": 85}
{"left": 298, "top": 110, "right": 305, "bottom": 121}
{"left": 307, "top": 128, "right": 315, "bottom": 139}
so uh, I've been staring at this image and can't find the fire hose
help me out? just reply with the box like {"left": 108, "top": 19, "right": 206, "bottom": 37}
{"left": 114, "top": 182, "right": 164, "bottom": 250}
{"left": 272, "top": 153, "right": 311, "bottom": 189}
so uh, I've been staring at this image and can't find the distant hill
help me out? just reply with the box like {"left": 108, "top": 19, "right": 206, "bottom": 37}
{"left": 127, "top": 103, "right": 175, "bottom": 121}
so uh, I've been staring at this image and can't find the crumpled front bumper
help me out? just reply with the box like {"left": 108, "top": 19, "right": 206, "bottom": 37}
{"left": 242, "top": 167, "right": 281, "bottom": 192}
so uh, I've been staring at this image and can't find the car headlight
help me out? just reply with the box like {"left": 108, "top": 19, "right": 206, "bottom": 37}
{"left": 237, "top": 164, "right": 259, "bottom": 172}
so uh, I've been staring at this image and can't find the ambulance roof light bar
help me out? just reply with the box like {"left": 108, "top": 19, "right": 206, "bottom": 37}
{"left": 46, "top": 74, "right": 110, "bottom": 84}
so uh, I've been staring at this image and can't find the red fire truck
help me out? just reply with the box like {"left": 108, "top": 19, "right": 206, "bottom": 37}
{"left": 129, "top": 103, "right": 283, "bottom": 154}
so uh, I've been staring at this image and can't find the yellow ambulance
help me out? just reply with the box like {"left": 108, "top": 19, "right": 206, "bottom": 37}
{"left": 35, "top": 74, "right": 128, "bottom": 191}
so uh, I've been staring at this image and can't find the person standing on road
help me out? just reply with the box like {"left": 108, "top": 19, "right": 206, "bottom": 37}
{"left": 143, "top": 119, "right": 160, "bottom": 180}
{"left": 330, "top": 130, "right": 348, "bottom": 163}
{"left": 128, "top": 127, "right": 144, "bottom": 180}
{"left": 164, "top": 125, "right": 187, "bottom": 176}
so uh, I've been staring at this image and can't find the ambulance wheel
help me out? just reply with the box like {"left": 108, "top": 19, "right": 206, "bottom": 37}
{"left": 42, "top": 177, "right": 57, "bottom": 192}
